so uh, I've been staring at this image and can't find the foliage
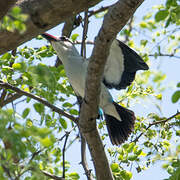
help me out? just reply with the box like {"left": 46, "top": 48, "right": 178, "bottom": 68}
{"left": 0, "top": 0, "right": 180, "bottom": 180}
{"left": 172, "top": 82, "right": 180, "bottom": 103}
{"left": 0, "top": 6, "right": 28, "bottom": 33}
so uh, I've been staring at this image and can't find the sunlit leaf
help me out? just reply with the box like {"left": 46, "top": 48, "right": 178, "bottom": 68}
{"left": 172, "top": 90, "right": 180, "bottom": 103}
{"left": 71, "top": 34, "right": 79, "bottom": 41}
{"left": 155, "top": 10, "right": 169, "bottom": 22}
{"left": 111, "top": 163, "right": 120, "bottom": 172}
{"left": 22, "top": 108, "right": 30, "bottom": 118}
{"left": 59, "top": 118, "right": 67, "bottom": 129}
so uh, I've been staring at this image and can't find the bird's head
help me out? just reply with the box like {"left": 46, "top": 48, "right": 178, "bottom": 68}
{"left": 42, "top": 33, "right": 79, "bottom": 58}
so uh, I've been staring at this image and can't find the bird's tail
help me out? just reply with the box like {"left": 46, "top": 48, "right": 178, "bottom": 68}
{"left": 104, "top": 102, "right": 135, "bottom": 145}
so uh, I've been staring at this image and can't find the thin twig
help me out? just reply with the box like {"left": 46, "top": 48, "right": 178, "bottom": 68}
{"left": 124, "top": 16, "right": 134, "bottom": 43}
{"left": 0, "top": 81, "right": 77, "bottom": 123}
{"left": 42, "top": 170, "right": 65, "bottom": 180}
{"left": 149, "top": 53, "right": 180, "bottom": 59}
{"left": 66, "top": 134, "right": 79, "bottom": 150}
{"left": 62, "top": 132, "right": 70, "bottom": 178}
{"left": 30, "top": 149, "right": 43, "bottom": 162}
{"left": 2, "top": 164, "right": 13, "bottom": 180}
{"left": 88, "top": 5, "right": 110, "bottom": 17}
{"left": 58, "top": 125, "right": 77, "bottom": 142}
{"left": 0, "top": 155, "right": 13, "bottom": 180}
{"left": 80, "top": 133, "right": 93, "bottom": 180}
{"left": 81, "top": 10, "right": 89, "bottom": 58}
{"left": 133, "top": 111, "right": 180, "bottom": 143}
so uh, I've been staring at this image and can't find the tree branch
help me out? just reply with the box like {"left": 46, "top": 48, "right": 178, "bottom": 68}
{"left": 62, "top": 132, "right": 69, "bottom": 178}
{"left": 124, "top": 16, "right": 134, "bottom": 43}
{"left": 0, "top": 0, "right": 102, "bottom": 55}
{"left": 88, "top": 5, "right": 111, "bottom": 18}
{"left": 149, "top": 53, "right": 180, "bottom": 59}
{"left": 0, "top": 93, "right": 22, "bottom": 108}
{"left": 80, "top": 133, "right": 93, "bottom": 180}
{"left": 79, "top": 0, "right": 144, "bottom": 179}
{"left": 0, "top": 81, "right": 77, "bottom": 123}
{"left": 133, "top": 111, "right": 180, "bottom": 143}
{"left": 42, "top": 170, "right": 64, "bottom": 180}
{"left": 81, "top": 10, "right": 89, "bottom": 58}
{"left": 0, "top": 89, "right": 7, "bottom": 107}
{"left": 62, "top": 16, "right": 77, "bottom": 37}
{"left": 0, "top": 0, "right": 16, "bottom": 20}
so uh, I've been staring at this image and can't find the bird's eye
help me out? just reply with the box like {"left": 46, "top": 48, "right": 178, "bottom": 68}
{"left": 60, "top": 36, "right": 67, "bottom": 41}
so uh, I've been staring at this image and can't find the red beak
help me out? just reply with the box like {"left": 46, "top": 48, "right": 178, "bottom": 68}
{"left": 42, "top": 33, "right": 58, "bottom": 41}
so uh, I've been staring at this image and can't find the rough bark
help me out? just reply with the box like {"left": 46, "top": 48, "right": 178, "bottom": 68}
{"left": 79, "top": 0, "right": 144, "bottom": 179}
{"left": 0, "top": 0, "right": 102, "bottom": 55}
{"left": 0, "top": 0, "right": 16, "bottom": 20}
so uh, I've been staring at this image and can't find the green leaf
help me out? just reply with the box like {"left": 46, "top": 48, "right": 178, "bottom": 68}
{"left": 153, "top": 73, "right": 166, "bottom": 83}
{"left": 166, "top": 0, "right": 178, "bottom": 8}
{"left": 12, "top": 63, "right": 22, "bottom": 70}
{"left": 120, "top": 170, "right": 132, "bottom": 180}
{"left": 39, "top": 136, "right": 53, "bottom": 147}
{"left": 11, "top": 6, "right": 21, "bottom": 16}
{"left": 172, "top": 90, "right": 180, "bottom": 103}
{"left": 128, "top": 155, "right": 138, "bottom": 161}
{"left": 111, "top": 163, "right": 120, "bottom": 172}
{"left": 140, "top": 39, "right": 148, "bottom": 47}
{"left": 59, "top": 118, "right": 67, "bottom": 129}
{"left": 69, "top": 109, "right": 79, "bottom": 115}
{"left": 1, "top": 52, "right": 11, "bottom": 60}
{"left": 69, "top": 172, "right": 80, "bottom": 179}
{"left": 26, "top": 118, "right": 33, "bottom": 127}
{"left": 71, "top": 34, "right": 79, "bottom": 41}
{"left": 167, "top": 165, "right": 174, "bottom": 174}
{"left": 63, "top": 102, "right": 73, "bottom": 108}
{"left": 127, "top": 142, "right": 135, "bottom": 153}
{"left": 33, "top": 103, "right": 44, "bottom": 114}
{"left": 22, "top": 108, "right": 30, "bottom": 118}
{"left": 155, "top": 10, "right": 169, "bottom": 22}
{"left": 176, "top": 130, "right": 180, "bottom": 136}
{"left": 139, "top": 22, "right": 148, "bottom": 28}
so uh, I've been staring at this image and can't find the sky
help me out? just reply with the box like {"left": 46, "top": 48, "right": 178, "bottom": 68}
{"left": 19, "top": 0, "right": 180, "bottom": 179}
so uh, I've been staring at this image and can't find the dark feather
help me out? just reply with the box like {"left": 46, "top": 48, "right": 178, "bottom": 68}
{"left": 118, "top": 40, "right": 149, "bottom": 72}
{"left": 103, "top": 39, "right": 149, "bottom": 90}
{"left": 103, "top": 71, "right": 136, "bottom": 90}
{"left": 104, "top": 102, "right": 135, "bottom": 145}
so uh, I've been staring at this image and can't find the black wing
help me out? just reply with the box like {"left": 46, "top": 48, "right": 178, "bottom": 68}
{"left": 103, "top": 39, "right": 149, "bottom": 90}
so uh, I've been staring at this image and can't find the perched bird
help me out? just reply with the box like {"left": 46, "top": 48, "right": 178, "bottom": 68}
{"left": 42, "top": 33, "right": 149, "bottom": 145}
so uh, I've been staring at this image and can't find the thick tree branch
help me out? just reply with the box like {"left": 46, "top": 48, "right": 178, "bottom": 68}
{"left": 0, "top": 0, "right": 102, "bottom": 55}
{"left": 133, "top": 111, "right": 180, "bottom": 143}
{"left": 0, "top": 0, "right": 16, "bottom": 20}
{"left": 79, "top": 0, "right": 144, "bottom": 179}
{"left": 62, "top": 16, "right": 77, "bottom": 37}
{"left": 0, "top": 90, "right": 7, "bottom": 107}
{"left": 0, "top": 93, "right": 22, "bottom": 108}
{"left": 0, "top": 81, "right": 77, "bottom": 123}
